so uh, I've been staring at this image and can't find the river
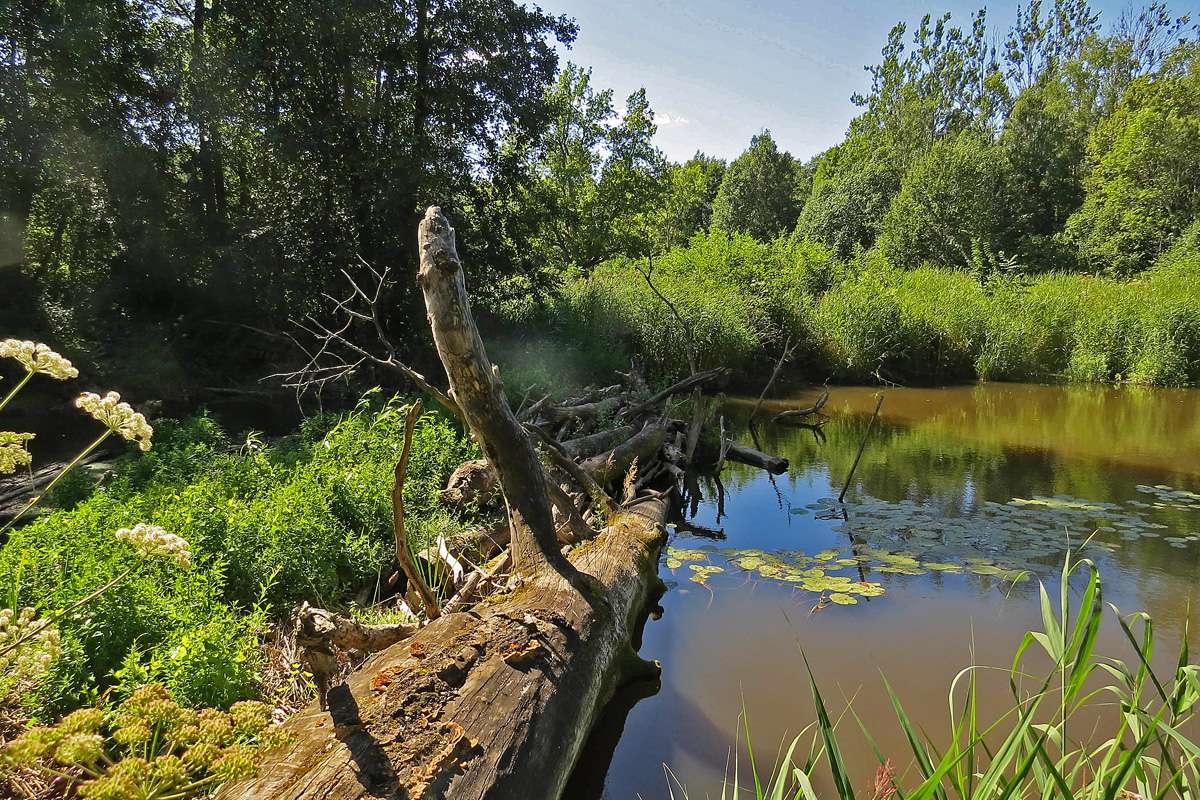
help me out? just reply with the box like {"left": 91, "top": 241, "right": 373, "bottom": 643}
{"left": 569, "top": 383, "right": 1200, "bottom": 798}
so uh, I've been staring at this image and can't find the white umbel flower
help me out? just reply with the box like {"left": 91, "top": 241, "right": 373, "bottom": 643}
{"left": 116, "top": 523, "right": 193, "bottom": 568}
{"left": 75, "top": 391, "right": 154, "bottom": 451}
{"left": 0, "top": 431, "right": 35, "bottom": 474}
{"left": 0, "top": 339, "right": 78, "bottom": 380}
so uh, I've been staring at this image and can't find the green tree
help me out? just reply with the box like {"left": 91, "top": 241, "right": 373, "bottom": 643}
{"left": 657, "top": 153, "right": 726, "bottom": 249}
{"left": 877, "top": 131, "right": 1012, "bottom": 270}
{"left": 710, "top": 131, "right": 801, "bottom": 240}
{"left": 997, "top": 74, "right": 1088, "bottom": 266}
{"left": 795, "top": 142, "right": 901, "bottom": 258}
{"left": 1063, "top": 45, "right": 1200, "bottom": 274}
{"left": 516, "top": 63, "right": 666, "bottom": 273}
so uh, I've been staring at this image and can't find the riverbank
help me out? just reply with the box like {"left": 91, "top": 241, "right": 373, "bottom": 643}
{"left": 498, "top": 229, "right": 1200, "bottom": 389}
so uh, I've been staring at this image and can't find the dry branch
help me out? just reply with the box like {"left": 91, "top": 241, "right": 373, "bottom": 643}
{"left": 392, "top": 401, "right": 440, "bottom": 619}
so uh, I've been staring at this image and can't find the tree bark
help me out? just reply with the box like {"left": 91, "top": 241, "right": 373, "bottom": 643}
{"left": 417, "top": 207, "right": 569, "bottom": 578}
{"left": 215, "top": 494, "right": 671, "bottom": 800}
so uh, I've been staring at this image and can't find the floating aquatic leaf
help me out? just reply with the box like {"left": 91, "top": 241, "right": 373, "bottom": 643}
{"left": 666, "top": 558, "right": 682, "bottom": 569}
{"left": 667, "top": 547, "right": 709, "bottom": 562}
{"left": 828, "top": 593, "right": 858, "bottom": 605}
{"left": 922, "top": 562, "right": 963, "bottom": 572}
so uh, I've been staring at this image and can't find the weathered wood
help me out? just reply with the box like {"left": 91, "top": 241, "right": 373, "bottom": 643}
{"left": 559, "top": 425, "right": 636, "bottom": 460}
{"left": 579, "top": 423, "right": 668, "bottom": 487}
{"left": 417, "top": 207, "right": 568, "bottom": 578}
{"left": 394, "top": 401, "right": 440, "bottom": 620}
{"left": 771, "top": 387, "right": 830, "bottom": 424}
{"left": 215, "top": 494, "right": 671, "bottom": 800}
{"left": 221, "top": 207, "right": 689, "bottom": 800}
{"left": 440, "top": 458, "right": 499, "bottom": 507}
{"left": 293, "top": 602, "right": 418, "bottom": 709}
{"left": 524, "top": 423, "right": 618, "bottom": 517}
{"left": 724, "top": 441, "right": 788, "bottom": 474}
{"left": 618, "top": 367, "right": 728, "bottom": 421}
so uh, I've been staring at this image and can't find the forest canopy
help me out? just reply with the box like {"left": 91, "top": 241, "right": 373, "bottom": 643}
{"left": 2, "top": 0, "right": 1198, "bottom": 393}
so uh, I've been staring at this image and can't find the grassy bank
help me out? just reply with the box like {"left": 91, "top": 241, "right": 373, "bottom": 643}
{"left": 0, "top": 394, "right": 476, "bottom": 714}
{"left": 508, "top": 229, "right": 1200, "bottom": 388}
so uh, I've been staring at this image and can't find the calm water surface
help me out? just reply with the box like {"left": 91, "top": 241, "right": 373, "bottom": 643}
{"left": 571, "top": 383, "right": 1200, "bottom": 799}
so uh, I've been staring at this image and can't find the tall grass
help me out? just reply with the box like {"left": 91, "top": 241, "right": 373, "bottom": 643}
{"left": 675, "top": 553, "right": 1200, "bottom": 799}
{"left": 518, "top": 229, "right": 1200, "bottom": 387}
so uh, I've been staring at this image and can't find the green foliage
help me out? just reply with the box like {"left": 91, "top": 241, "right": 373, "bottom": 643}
{"left": 794, "top": 150, "right": 900, "bottom": 258}
{"left": 1064, "top": 46, "right": 1200, "bottom": 274}
{"left": 2, "top": 0, "right": 577, "bottom": 390}
{"left": 810, "top": 249, "right": 1200, "bottom": 386}
{"left": 1, "top": 684, "right": 295, "bottom": 799}
{"left": 812, "top": 262, "right": 988, "bottom": 382}
{"left": 711, "top": 132, "right": 803, "bottom": 241}
{"left": 514, "top": 63, "right": 667, "bottom": 273}
{"left": 0, "top": 396, "right": 477, "bottom": 711}
{"left": 539, "top": 230, "right": 829, "bottom": 378}
{"left": 658, "top": 153, "right": 727, "bottom": 250}
{"left": 877, "top": 131, "right": 1013, "bottom": 269}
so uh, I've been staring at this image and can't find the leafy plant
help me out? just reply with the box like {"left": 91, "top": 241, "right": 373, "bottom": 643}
{"left": 1, "top": 684, "right": 293, "bottom": 799}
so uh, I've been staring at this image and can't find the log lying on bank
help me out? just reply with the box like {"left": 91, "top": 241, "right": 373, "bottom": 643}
{"left": 217, "top": 495, "right": 671, "bottom": 800}
{"left": 232, "top": 207, "right": 792, "bottom": 800}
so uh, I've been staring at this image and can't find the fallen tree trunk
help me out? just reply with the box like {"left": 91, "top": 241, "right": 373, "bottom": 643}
{"left": 579, "top": 423, "right": 668, "bottom": 487}
{"left": 216, "top": 493, "right": 671, "bottom": 800}
{"left": 559, "top": 425, "right": 635, "bottom": 460}
{"left": 725, "top": 441, "right": 788, "bottom": 474}
{"left": 231, "top": 207, "right": 783, "bottom": 800}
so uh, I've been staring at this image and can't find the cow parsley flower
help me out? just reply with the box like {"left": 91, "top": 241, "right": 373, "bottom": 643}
{"left": 116, "top": 523, "right": 193, "bottom": 568}
{"left": 0, "top": 431, "right": 34, "bottom": 474}
{"left": 75, "top": 391, "right": 154, "bottom": 451}
{"left": 0, "top": 339, "right": 78, "bottom": 380}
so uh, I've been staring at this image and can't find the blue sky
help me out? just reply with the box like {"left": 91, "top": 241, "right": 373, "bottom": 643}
{"left": 550, "top": 0, "right": 1159, "bottom": 163}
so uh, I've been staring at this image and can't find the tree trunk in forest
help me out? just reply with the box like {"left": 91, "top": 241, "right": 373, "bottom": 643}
{"left": 417, "top": 207, "right": 571, "bottom": 578}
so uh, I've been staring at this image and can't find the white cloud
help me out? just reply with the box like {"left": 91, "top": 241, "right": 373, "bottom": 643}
{"left": 657, "top": 112, "right": 691, "bottom": 127}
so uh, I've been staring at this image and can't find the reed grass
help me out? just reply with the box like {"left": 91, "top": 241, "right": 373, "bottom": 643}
{"left": 672, "top": 552, "right": 1200, "bottom": 799}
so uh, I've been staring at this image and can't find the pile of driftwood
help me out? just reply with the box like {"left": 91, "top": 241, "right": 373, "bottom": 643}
{"left": 218, "top": 208, "right": 789, "bottom": 800}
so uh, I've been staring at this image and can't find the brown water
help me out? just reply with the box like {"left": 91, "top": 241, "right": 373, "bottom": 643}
{"left": 570, "top": 383, "right": 1200, "bottom": 798}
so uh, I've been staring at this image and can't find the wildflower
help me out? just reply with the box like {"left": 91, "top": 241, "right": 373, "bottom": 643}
{"left": 257, "top": 725, "right": 296, "bottom": 752}
{"left": 54, "top": 733, "right": 105, "bottom": 766}
{"left": 211, "top": 744, "right": 259, "bottom": 782}
{"left": 0, "top": 431, "right": 34, "bottom": 474}
{"left": 149, "top": 754, "right": 188, "bottom": 789}
{"left": 182, "top": 741, "right": 222, "bottom": 772}
{"left": 1, "top": 727, "right": 64, "bottom": 766}
{"left": 59, "top": 708, "right": 106, "bottom": 735}
{"left": 196, "top": 709, "right": 235, "bottom": 746}
{"left": 229, "top": 700, "right": 271, "bottom": 736}
{"left": 0, "top": 339, "right": 78, "bottom": 380}
{"left": 0, "top": 606, "right": 61, "bottom": 698}
{"left": 74, "top": 391, "right": 153, "bottom": 451}
{"left": 873, "top": 757, "right": 897, "bottom": 800}
{"left": 115, "top": 523, "right": 193, "bottom": 568}
{"left": 112, "top": 722, "right": 153, "bottom": 748}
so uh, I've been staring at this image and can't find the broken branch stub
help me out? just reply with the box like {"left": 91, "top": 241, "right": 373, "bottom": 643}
{"left": 417, "top": 206, "right": 570, "bottom": 578}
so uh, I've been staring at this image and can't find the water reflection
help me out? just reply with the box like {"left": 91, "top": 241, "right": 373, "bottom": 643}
{"left": 578, "top": 383, "right": 1200, "bottom": 799}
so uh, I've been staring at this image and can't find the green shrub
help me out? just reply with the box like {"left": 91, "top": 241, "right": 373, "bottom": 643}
{"left": 0, "top": 395, "right": 477, "bottom": 711}
{"left": 530, "top": 230, "right": 830, "bottom": 379}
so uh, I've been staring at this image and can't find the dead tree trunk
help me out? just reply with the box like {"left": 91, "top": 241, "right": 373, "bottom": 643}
{"left": 228, "top": 207, "right": 793, "bottom": 800}
{"left": 417, "top": 207, "right": 569, "bottom": 579}
{"left": 216, "top": 497, "right": 670, "bottom": 800}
